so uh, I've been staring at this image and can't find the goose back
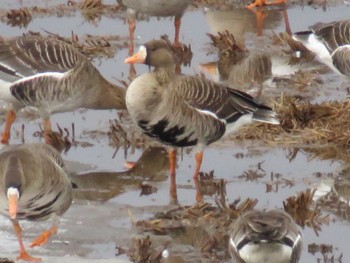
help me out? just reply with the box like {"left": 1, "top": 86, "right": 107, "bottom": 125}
{"left": 0, "top": 36, "right": 126, "bottom": 112}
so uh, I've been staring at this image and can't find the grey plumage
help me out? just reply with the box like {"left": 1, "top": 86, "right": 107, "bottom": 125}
{"left": 0, "top": 143, "right": 73, "bottom": 260}
{"left": 0, "top": 143, "right": 72, "bottom": 221}
{"left": 0, "top": 35, "right": 126, "bottom": 115}
{"left": 126, "top": 39, "right": 279, "bottom": 149}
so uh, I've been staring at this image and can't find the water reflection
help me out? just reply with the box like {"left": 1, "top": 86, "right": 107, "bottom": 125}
{"left": 204, "top": 7, "right": 290, "bottom": 44}
{"left": 71, "top": 146, "right": 169, "bottom": 201}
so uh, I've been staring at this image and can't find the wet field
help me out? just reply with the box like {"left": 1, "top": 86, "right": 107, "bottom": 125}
{"left": 1, "top": 0, "right": 350, "bottom": 262}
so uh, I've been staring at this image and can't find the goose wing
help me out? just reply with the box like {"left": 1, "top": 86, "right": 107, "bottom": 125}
{"left": 173, "top": 75, "right": 272, "bottom": 123}
{"left": 310, "top": 19, "right": 350, "bottom": 53}
{"left": 0, "top": 36, "right": 85, "bottom": 82}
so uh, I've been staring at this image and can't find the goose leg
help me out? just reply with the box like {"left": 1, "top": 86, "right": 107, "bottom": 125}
{"left": 128, "top": 18, "right": 136, "bottom": 55}
{"left": 174, "top": 16, "right": 181, "bottom": 48}
{"left": 12, "top": 220, "right": 41, "bottom": 262}
{"left": 281, "top": 10, "right": 292, "bottom": 35}
{"left": 168, "top": 148, "right": 178, "bottom": 204}
{"left": 30, "top": 225, "right": 58, "bottom": 248}
{"left": 1, "top": 109, "right": 16, "bottom": 144}
{"left": 42, "top": 117, "right": 53, "bottom": 145}
{"left": 193, "top": 151, "right": 203, "bottom": 179}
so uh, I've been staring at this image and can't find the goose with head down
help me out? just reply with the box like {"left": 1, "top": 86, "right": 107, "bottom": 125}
{"left": 124, "top": 39, "right": 280, "bottom": 193}
{"left": 0, "top": 143, "right": 73, "bottom": 262}
{"left": 0, "top": 35, "right": 126, "bottom": 145}
{"left": 229, "top": 209, "right": 302, "bottom": 263}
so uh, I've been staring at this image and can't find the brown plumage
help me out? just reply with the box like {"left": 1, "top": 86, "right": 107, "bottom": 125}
{"left": 229, "top": 210, "right": 302, "bottom": 263}
{"left": 0, "top": 143, "right": 73, "bottom": 261}
{"left": 124, "top": 39, "right": 279, "bottom": 200}
{"left": 0, "top": 35, "right": 126, "bottom": 144}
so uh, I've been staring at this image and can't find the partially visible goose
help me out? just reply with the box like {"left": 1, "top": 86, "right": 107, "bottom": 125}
{"left": 201, "top": 52, "right": 272, "bottom": 96}
{"left": 229, "top": 209, "right": 302, "bottom": 263}
{"left": 293, "top": 19, "right": 350, "bottom": 77}
{"left": 0, "top": 35, "right": 126, "bottom": 144}
{"left": 124, "top": 39, "right": 280, "bottom": 183}
{"left": 0, "top": 143, "right": 73, "bottom": 261}
{"left": 119, "top": 0, "right": 193, "bottom": 54}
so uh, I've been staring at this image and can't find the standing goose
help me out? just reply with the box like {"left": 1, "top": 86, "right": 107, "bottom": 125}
{"left": 229, "top": 210, "right": 302, "bottom": 263}
{"left": 0, "top": 143, "right": 73, "bottom": 262}
{"left": 293, "top": 19, "right": 350, "bottom": 77}
{"left": 124, "top": 39, "right": 280, "bottom": 183}
{"left": 0, "top": 35, "right": 126, "bottom": 144}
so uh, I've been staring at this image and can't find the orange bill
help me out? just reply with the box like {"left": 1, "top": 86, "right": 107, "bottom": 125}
{"left": 124, "top": 51, "right": 146, "bottom": 64}
{"left": 8, "top": 193, "right": 18, "bottom": 219}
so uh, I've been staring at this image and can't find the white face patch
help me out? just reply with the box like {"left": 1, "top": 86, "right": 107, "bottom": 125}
{"left": 7, "top": 187, "right": 19, "bottom": 199}
{"left": 138, "top": 45, "right": 147, "bottom": 60}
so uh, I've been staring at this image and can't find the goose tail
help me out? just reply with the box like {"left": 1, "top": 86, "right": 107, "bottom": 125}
{"left": 253, "top": 108, "right": 280, "bottom": 125}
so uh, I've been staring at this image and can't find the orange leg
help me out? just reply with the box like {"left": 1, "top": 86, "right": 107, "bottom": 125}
{"left": 193, "top": 151, "right": 203, "bottom": 180}
{"left": 282, "top": 10, "right": 292, "bottom": 35}
{"left": 168, "top": 148, "right": 178, "bottom": 204}
{"left": 194, "top": 177, "right": 203, "bottom": 203}
{"left": 12, "top": 220, "right": 42, "bottom": 262}
{"left": 30, "top": 225, "right": 58, "bottom": 248}
{"left": 254, "top": 9, "right": 268, "bottom": 36}
{"left": 128, "top": 18, "right": 136, "bottom": 55}
{"left": 174, "top": 16, "right": 181, "bottom": 48}
{"left": 1, "top": 109, "right": 16, "bottom": 144}
{"left": 42, "top": 117, "right": 53, "bottom": 145}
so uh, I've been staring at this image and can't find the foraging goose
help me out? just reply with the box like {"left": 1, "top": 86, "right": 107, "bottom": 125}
{"left": 0, "top": 143, "right": 73, "bottom": 261}
{"left": 293, "top": 19, "right": 350, "bottom": 77}
{"left": 229, "top": 209, "right": 302, "bottom": 263}
{"left": 0, "top": 35, "right": 126, "bottom": 144}
{"left": 119, "top": 0, "right": 193, "bottom": 54}
{"left": 124, "top": 39, "right": 279, "bottom": 182}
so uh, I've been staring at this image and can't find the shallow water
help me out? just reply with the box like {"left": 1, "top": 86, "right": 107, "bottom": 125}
{"left": 0, "top": 0, "right": 350, "bottom": 262}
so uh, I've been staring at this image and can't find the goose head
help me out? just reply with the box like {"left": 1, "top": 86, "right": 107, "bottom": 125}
{"left": 3, "top": 155, "right": 24, "bottom": 219}
{"left": 125, "top": 39, "right": 175, "bottom": 68}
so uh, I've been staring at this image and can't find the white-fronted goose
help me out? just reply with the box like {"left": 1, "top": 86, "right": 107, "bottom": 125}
{"left": 0, "top": 143, "right": 73, "bottom": 261}
{"left": 120, "top": 0, "right": 193, "bottom": 54}
{"left": 293, "top": 19, "right": 350, "bottom": 77}
{"left": 0, "top": 35, "right": 126, "bottom": 144}
{"left": 229, "top": 209, "right": 302, "bottom": 263}
{"left": 124, "top": 39, "right": 280, "bottom": 184}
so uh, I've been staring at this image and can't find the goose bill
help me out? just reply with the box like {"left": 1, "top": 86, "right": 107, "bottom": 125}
{"left": 125, "top": 45, "right": 147, "bottom": 64}
{"left": 8, "top": 192, "right": 18, "bottom": 219}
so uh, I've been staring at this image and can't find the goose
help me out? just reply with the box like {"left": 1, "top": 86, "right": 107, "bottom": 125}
{"left": 119, "top": 0, "right": 193, "bottom": 54}
{"left": 0, "top": 143, "right": 73, "bottom": 261}
{"left": 0, "top": 35, "right": 126, "bottom": 145}
{"left": 293, "top": 19, "right": 350, "bottom": 77}
{"left": 124, "top": 39, "right": 280, "bottom": 184}
{"left": 229, "top": 209, "right": 302, "bottom": 263}
{"left": 201, "top": 51, "right": 272, "bottom": 96}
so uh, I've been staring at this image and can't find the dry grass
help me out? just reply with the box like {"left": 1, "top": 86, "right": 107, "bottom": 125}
{"left": 233, "top": 95, "right": 350, "bottom": 162}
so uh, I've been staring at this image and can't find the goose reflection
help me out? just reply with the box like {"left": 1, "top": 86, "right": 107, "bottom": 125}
{"left": 70, "top": 146, "right": 169, "bottom": 202}
{"left": 314, "top": 166, "right": 350, "bottom": 221}
{"left": 204, "top": 7, "right": 290, "bottom": 41}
